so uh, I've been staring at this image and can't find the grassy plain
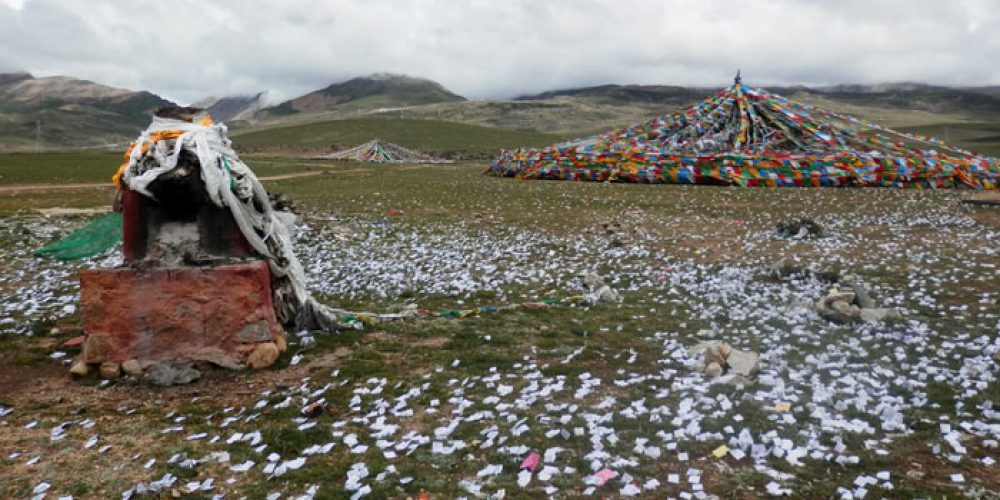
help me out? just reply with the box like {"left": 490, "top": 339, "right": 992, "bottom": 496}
{"left": 0, "top": 120, "right": 998, "bottom": 499}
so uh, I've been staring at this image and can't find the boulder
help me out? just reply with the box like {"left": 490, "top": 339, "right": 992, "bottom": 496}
{"left": 79, "top": 262, "right": 284, "bottom": 367}
{"left": 704, "top": 362, "right": 724, "bottom": 378}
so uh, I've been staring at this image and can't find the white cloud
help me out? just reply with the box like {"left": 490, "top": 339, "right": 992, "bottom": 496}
{"left": 0, "top": 0, "right": 996, "bottom": 104}
{"left": 0, "top": 0, "right": 27, "bottom": 11}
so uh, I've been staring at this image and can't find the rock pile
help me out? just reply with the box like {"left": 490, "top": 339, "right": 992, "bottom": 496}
{"left": 775, "top": 218, "right": 823, "bottom": 239}
{"left": 579, "top": 272, "right": 620, "bottom": 304}
{"left": 596, "top": 219, "right": 649, "bottom": 248}
{"left": 815, "top": 274, "right": 902, "bottom": 325}
{"left": 690, "top": 341, "right": 760, "bottom": 386}
{"left": 268, "top": 191, "right": 296, "bottom": 212}
{"left": 760, "top": 260, "right": 840, "bottom": 283}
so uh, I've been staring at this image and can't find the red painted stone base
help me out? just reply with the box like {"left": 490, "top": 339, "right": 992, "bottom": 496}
{"left": 79, "top": 261, "right": 285, "bottom": 370}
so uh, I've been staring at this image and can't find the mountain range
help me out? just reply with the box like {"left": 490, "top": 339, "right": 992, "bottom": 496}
{"left": 2, "top": 71, "right": 1000, "bottom": 151}
{"left": 0, "top": 72, "right": 173, "bottom": 151}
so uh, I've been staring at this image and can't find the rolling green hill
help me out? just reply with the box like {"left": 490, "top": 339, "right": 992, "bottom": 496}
{"left": 232, "top": 117, "right": 563, "bottom": 159}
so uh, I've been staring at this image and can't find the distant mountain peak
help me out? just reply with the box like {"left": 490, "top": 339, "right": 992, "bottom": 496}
{"left": 366, "top": 72, "right": 420, "bottom": 81}
{"left": 261, "top": 73, "right": 465, "bottom": 117}
{"left": 0, "top": 71, "right": 32, "bottom": 85}
{"left": 0, "top": 72, "right": 174, "bottom": 151}
{"left": 195, "top": 92, "right": 269, "bottom": 122}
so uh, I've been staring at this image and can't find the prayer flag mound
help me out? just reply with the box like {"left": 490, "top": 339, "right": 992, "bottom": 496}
{"left": 488, "top": 77, "right": 999, "bottom": 189}
{"left": 314, "top": 138, "right": 451, "bottom": 164}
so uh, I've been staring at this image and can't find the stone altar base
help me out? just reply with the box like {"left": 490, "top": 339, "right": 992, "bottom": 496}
{"left": 76, "top": 261, "right": 286, "bottom": 378}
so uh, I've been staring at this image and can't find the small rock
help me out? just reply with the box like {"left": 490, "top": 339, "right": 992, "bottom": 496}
{"left": 302, "top": 401, "right": 326, "bottom": 418}
{"left": 696, "top": 329, "right": 715, "bottom": 338}
{"left": 829, "top": 289, "right": 856, "bottom": 305}
{"left": 715, "top": 373, "right": 754, "bottom": 387}
{"left": 580, "top": 272, "right": 606, "bottom": 290}
{"left": 192, "top": 349, "right": 244, "bottom": 370}
{"left": 704, "top": 362, "right": 723, "bottom": 378}
{"left": 69, "top": 360, "right": 89, "bottom": 377}
{"left": 594, "top": 285, "right": 619, "bottom": 304}
{"left": 847, "top": 282, "right": 877, "bottom": 309}
{"left": 859, "top": 308, "right": 900, "bottom": 324}
{"left": 247, "top": 342, "right": 280, "bottom": 370}
{"left": 775, "top": 218, "right": 823, "bottom": 239}
{"left": 726, "top": 349, "right": 760, "bottom": 377}
{"left": 146, "top": 360, "right": 201, "bottom": 387}
{"left": 121, "top": 359, "right": 143, "bottom": 377}
{"left": 815, "top": 291, "right": 859, "bottom": 324}
{"left": 703, "top": 343, "right": 730, "bottom": 367}
{"left": 237, "top": 321, "right": 274, "bottom": 343}
{"left": 830, "top": 301, "right": 853, "bottom": 315}
{"left": 906, "top": 470, "right": 925, "bottom": 480}
{"left": 719, "top": 344, "right": 733, "bottom": 358}
{"left": 99, "top": 362, "right": 121, "bottom": 379}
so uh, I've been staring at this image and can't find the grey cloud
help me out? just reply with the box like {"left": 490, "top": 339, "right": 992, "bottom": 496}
{"left": 0, "top": 0, "right": 996, "bottom": 104}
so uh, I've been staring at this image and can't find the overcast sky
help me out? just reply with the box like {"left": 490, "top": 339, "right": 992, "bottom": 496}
{"left": 0, "top": 0, "right": 996, "bottom": 104}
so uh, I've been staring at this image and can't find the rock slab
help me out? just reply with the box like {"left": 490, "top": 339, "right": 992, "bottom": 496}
{"left": 147, "top": 360, "right": 202, "bottom": 387}
{"left": 79, "top": 261, "right": 284, "bottom": 369}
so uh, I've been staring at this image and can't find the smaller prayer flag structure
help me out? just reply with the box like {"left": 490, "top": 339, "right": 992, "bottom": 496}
{"left": 488, "top": 74, "right": 999, "bottom": 189}
{"left": 314, "top": 138, "right": 451, "bottom": 163}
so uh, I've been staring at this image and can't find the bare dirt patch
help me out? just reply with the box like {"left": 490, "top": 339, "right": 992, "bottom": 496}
{"left": 0, "top": 171, "right": 326, "bottom": 195}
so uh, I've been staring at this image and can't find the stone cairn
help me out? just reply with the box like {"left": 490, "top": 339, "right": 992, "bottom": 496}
{"left": 71, "top": 108, "right": 288, "bottom": 385}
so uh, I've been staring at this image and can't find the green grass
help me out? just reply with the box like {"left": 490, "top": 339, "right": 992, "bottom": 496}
{"left": 0, "top": 151, "right": 121, "bottom": 184}
{"left": 897, "top": 122, "right": 1000, "bottom": 156}
{"left": 1, "top": 137, "right": 999, "bottom": 499}
{"left": 0, "top": 152, "right": 339, "bottom": 189}
{"left": 232, "top": 117, "right": 563, "bottom": 159}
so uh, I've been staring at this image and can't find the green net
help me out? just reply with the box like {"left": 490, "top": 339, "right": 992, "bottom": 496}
{"left": 34, "top": 212, "right": 123, "bottom": 261}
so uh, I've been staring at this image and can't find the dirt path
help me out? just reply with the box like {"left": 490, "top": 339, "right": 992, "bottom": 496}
{"left": 0, "top": 170, "right": 328, "bottom": 195}
{"left": 962, "top": 192, "right": 1000, "bottom": 206}
{"left": 0, "top": 181, "right": 117, "bottom": 194}
{"left": 0, "top": 163, "right": 445, "bottom": 195}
